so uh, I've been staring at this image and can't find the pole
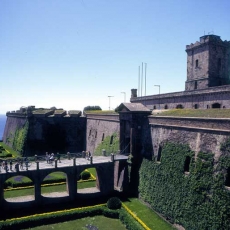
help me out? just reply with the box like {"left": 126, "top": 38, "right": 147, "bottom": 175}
{"left": 145, "top": 63, "right": 147, "bottom": 96}
{"left": 121, "top": 92, "right": 126, "bottom": 102}
{"left": 141, "top": 62, "right": 143, "bottom": 97}
{"left": 108, "top": 96, "right": 114, "bottom": 110}
{"left": 138, "top": 66, "right": 140, "bottom": 97}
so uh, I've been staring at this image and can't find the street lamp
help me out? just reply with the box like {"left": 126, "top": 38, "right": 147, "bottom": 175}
{"left": 121, "top": 92, "right": 126, "bottom": 102}
{"left": 108, "top": 96, "right": 114, "bottom": 110}
{"left": 154, "top": 85, "right": 160, "bottom": 94}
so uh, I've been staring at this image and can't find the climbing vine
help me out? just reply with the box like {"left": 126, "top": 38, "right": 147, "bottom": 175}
{"left": 94, "top": 133, "right": 119, "bottom": 156}
{"left": 12, "top": 121, "right": 29, "bottom": 154}
{"left": 139, "top": 142, "right": 230, "bottom": 230}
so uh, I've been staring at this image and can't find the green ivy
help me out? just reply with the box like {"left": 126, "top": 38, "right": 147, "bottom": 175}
{"left": 139, "top": 142, "right": 230, "bottom": 230}
{"left": 12, "top": 121, "right": 29, "bottom": 154}
{"left": 94, "top": 133, "right": 119, "bottom": 156}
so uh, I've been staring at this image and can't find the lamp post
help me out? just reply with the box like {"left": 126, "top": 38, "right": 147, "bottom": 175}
{"left": 121, "top": 92, "right": 126, "bottom": 102}
{"left": 154, "top": 85, "right": 160, "bottom": 94}
{"left": 108, "top": 96, "right": 114, "bottom": 110}
{"left": 154, "top": 85, "right": 161, "bottom": 110}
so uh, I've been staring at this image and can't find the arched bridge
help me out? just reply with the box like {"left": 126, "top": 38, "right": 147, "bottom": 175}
{"left": 0, "top": 155, "right": 128, "bottom": 211}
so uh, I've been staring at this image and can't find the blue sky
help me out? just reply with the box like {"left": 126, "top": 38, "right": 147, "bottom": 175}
{"left": 0, "top": 0, "right": 230, "bottom": 114}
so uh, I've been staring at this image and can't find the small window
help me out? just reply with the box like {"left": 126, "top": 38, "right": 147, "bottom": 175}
{"left": 95, "top": 131, "right": 97, "bottom": 138}
{"left": 153, "top": 105, "right": 156, "bottom": 110}
{"left": 194, "top": 104, "right": 199, "bottom": 109}
{"left": 89, "top": 130, "right": 91, "bottom": 137}
{"left": 184, "top": 156, "right": 191, "bottom": 173}
{"left": 102, "top": 133, "right": 104, "bottom": 141}
{"left": 195, "top": 59, "right": 199, "bottom": 68}
{"left": 194, "top": 81, "right": 198, "bottom": 90}
{"left": 157, "top": 146, "right": 162, "bottom": 162}
{"left": 110, "top": 136, "right": 114, "bottom": 145}
{"left": 225, "top": 167, "right": 230, "bottom": 187}
{"left": 164, "top": 105, "right": 168, "bottom": 110}
{"left": 207, "top": 105, "right": 209, "bottom": 109}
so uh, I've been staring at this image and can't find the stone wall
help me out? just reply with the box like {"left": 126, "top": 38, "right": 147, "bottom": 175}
{"left": 86, "top": 114, "right": 120, "bottom": 154}
{"left": 131, "top": 85, "right": 230, "bottom": 110}
{"left": 146, "top": 115, "right": 230, "bottom": 161}
{"left": 26, "top": 116, "right": 86, "bottom": 155}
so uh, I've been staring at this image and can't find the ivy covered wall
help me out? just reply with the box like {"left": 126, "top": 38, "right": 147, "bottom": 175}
{"left": 139, "top": 142, "right": 230, "bottom": 230}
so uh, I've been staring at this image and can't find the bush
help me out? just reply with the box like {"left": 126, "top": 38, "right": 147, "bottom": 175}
{"left": 80, "top": 171, "right": 91, "bottom": 180}
{"left": 107, "top": 197, "right": 122, "bottom": 210}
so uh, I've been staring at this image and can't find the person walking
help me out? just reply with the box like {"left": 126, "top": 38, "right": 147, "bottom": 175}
{"left": 57, "top": 152, "right": 61, "bottom": 163}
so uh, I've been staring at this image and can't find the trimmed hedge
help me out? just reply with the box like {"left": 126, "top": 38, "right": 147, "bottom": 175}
{"left": 107, "top": 197, "right": 122, "bottom": 210}
{"left": 139, "top": 142, "right": 230, "bottom": 230}
{"left": 0, "top": 205, "right": 144, "bottom": 230}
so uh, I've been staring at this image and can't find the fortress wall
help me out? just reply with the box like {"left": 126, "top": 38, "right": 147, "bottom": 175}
{"left": 26, "top": 116, "right": 86, "bottom": 155}
{"left": 148, "top": 116, "right": 230, "bottom": 131}
{"left": 86, "top": 114, "right": 120, "bottom": 154}
{"left": 131, "top": 85, "right": 230, "bottom": 110}
{"left": 147, "top": 116, "right": 230, "bottom": 160}
{"left": 3, "top": 115, "right": 27, "bottom": 148}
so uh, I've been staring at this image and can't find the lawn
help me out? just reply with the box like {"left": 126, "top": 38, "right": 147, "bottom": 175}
{"left": 23, "top": 215, "right": 126, "bottom": 230}
{"left": 124, "top": 198, "right": 175, "bottom": 230}
{"left": 4, "top": 181, "right": 96, "bottom": 198}
{"left": 152, "top": 108, "right": 230, "bottom": 118}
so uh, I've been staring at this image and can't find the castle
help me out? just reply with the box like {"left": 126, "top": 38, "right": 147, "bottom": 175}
{"left": 2, "top": 35, "right": 230, "bottom": 229}
{"left": 131, "top": 34, "right": 230, "bottom": 110}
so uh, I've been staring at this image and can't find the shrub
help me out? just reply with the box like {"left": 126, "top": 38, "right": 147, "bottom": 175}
{"left": 107, "top": 197, "right": 122, "bottom": 210}
{"left": 80, "top": 171, "right": 91, "bottom": 180}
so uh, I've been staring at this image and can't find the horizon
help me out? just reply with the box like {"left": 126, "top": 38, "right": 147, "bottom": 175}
{"left": 1, "top": 0, "right": 230, "bottom": 114}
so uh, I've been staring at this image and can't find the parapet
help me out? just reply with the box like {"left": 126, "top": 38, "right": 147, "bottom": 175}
{"left": 186, "top": 35, "right": 230, "bottom": 51}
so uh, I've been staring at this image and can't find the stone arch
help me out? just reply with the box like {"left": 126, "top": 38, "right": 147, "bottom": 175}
{"left": 176, "top": 104, "right": 184, "bottom": 109}
{"left": 77, "top": 167, "right": 99, "bottom": 194}
{"left": 41, "top": 171, "right": 68, "bottom": 198}
{"left": 4, "top": 175, "right": 35, "bottom": 202}
{"left": 212, "top": 103, "right": 221, "bottom": 108}
{"left": 194, "top": 104, "right": 199, "bottom": 109}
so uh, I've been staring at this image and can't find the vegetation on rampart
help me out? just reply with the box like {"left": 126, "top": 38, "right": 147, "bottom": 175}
{"left": 12, "top": 121, "right": 29, "bottom": 155}
{"left": 152, "top": 108, "right": 230, "bottom": 118}
{"left": 94, "top": 133, "right": 119, "bottom": 156}
{"left": 139, "top": 142, "right": 230, "bottom": 230}
{"left": 84, "top": 110, "right": 118, "bottom": 115}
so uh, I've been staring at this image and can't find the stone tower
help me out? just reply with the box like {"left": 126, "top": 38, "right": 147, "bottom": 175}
{"left": 185, "top": 35, "right": 230, "bottom": 91}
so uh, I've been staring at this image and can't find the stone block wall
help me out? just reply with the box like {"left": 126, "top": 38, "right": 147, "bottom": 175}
{"left": 86, "top": 114, "right": 120, "bottom": 154}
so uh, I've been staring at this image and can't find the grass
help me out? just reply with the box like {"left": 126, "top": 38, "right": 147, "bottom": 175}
{"left": 25, "top": 215, "right": 127, "bottom": 230}
{"left": 84, "top": 110, "right": 118, "bottom": 115}
{"left": 4, "top": 181, "right": 97, "bottom": 198}
{"left": 152, "top": 108, "right": 230, "bottom": 118}
{"left": 124, "top": 198, "right": 175, "bottom": 230}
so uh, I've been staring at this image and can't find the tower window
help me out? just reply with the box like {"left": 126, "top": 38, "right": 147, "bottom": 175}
{"left": 194, "top": 81, "right": 198, "bottom": 89}
{"left": 153, "top": 105, "right": 156, "bottom": 110}
{"left": 102, "top": 133, "right": 104, "bottom": 141}
{"left": 195, "top": 59, "right": 199, "bottom": 68}
{"left": 95, "top": 131, "right": 97, "bottom": 138}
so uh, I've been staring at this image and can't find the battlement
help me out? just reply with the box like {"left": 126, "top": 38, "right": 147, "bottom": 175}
{"left": 186, "top": 35, "right": 230, "bottom": 51}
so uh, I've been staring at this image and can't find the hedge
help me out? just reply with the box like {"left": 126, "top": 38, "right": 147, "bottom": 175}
{"left": 139, "top": 142, "right": 230, "bottom": 230}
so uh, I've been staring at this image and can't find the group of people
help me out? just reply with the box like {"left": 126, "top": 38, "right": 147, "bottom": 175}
{"left": 0, "top": 158, "right": 29, "bottom": 173}
{"left": 45, "top": 152, "right": 61, "bottom": 164}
